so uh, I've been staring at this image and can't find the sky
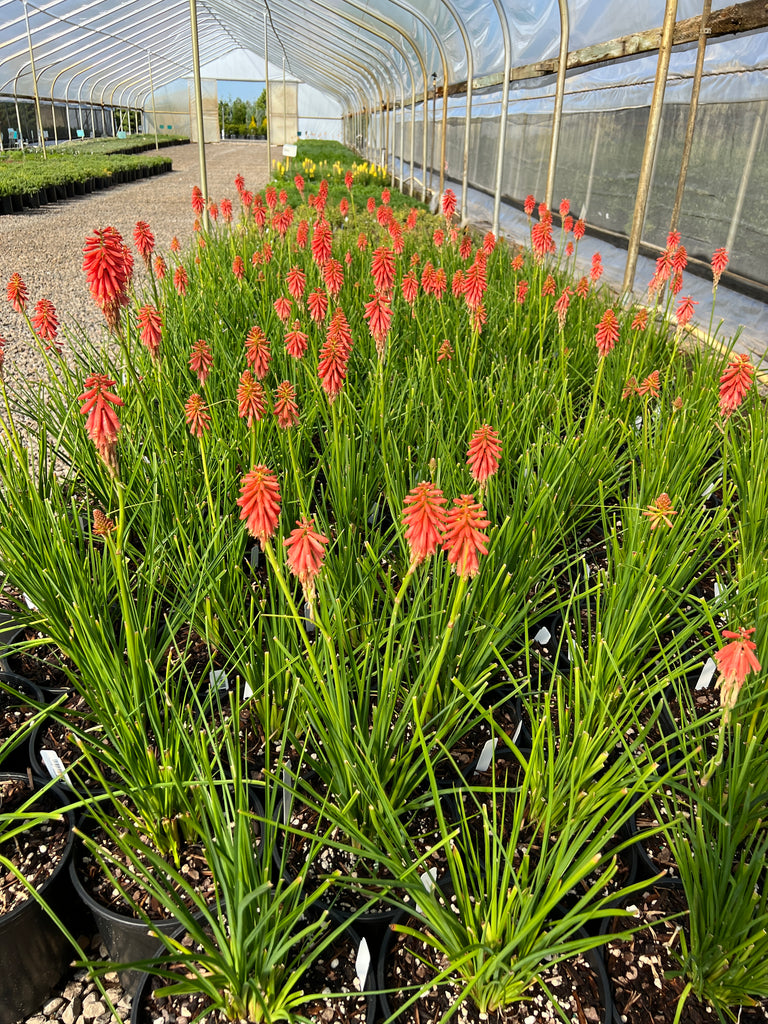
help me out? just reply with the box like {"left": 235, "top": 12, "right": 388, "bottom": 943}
{"left": 217, "top": 80, "right": 266, "bottom": 103}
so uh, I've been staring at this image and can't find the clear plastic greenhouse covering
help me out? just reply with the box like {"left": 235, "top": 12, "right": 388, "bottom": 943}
{"left": 0, "top": 0, "right": 766, "bottom": 341}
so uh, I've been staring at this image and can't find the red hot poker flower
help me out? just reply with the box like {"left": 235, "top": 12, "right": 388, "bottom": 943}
{"left": 174, "top": 266, "right": 188, "bottom": 296}
{"left": 363, "top": 292, "right": 393, "bottom": 360}
{"left": 236, "top": 370, "right": 266, "bottom": 427}
{"left": 79, "top": 373, "right": 123, "bottom": 453}
{"left": 246, "top": 325, "right": 271, "bottom": 380}
{"left": 437, "top": 339, "right": 454, "bottom": 362}
{"left": 637, "top": 371, "right": 660, "bottom": 398}
{"left": 284, "top": 321, "right": 308, "bottom": 360}
{"left": 184, "top": 393, "right": 211, "bottom": 438}
{"left": 7, "top": 273, "right": 28, "bottom": 312}
{"left": 402, "top": 482, "right": 448, "bottom": 567}
{"left": 273, "top": 296, "right": 293, "bottom": 323}
{"left": 590, "top": 252, "right": 603, "bottom": 282}
{"left": 318, "top": 335, "right": 349, "bottom": 404}
{"left": 554, "top": 288, "right": 572, "bottom": 331}
{"left": 133, "top": 221, "right": 155, "bottom": 267}
{"left": 153, "top": 254, "right": 167, "bottom": 280}
{"left": 92, "top": 509, "right": 116, "bottom": 536}
{"left": 83, "top": 227, "right": 129, "bottom": 310}
{"left": 323, "top": 258, "right": 344, "bottom": 299}
{"left": 286, "top": 266, "right": 306, "bottom": 302}
{"left": 285, "top": 516, "right": 329, "bottom": 602}
{"left": 31, "top": 298, "right": 60, "bottom": 349}
{"left": 220, "top": 198, "right": 233, "bottom": 222}
{"left": 715, "top": 627, "right": 761, "bottom": 718}
{"left": 442, "top": 189, "right": 457, "bottom": 221}
{"left": 232, "top": 255, "right": 245, "bottom": 281}
{"left": 467, "top": 425, "right": 502, "bottom": 485}
{"left": 443, "top": 495, "right": 490, "bottom": 579}
{"left": 402, "top": 270, "right": 419, "bottom": 306}
{"left": 595, "top": 308, "right": 620, "bottom": 358}
{"left": 191, "top": 186, "right": 205, "bottom": 217}
{"left": 711, "top": 247, "right": 729, "bottom": 289}
{"left": 237, "top": 465, "right": 281, "bottom": 547}
{"left": 642, "top": 492, "right": 677, "bottom": 531}
{"left": 675, "top": 296, "right": 697, "bottom": 327}
{"left": 189, "top": 338, "right": 213, "bottom": 386}
{"left": 274, "top": 381, "right": 300, "bottom": 429}
{"left": 371, "top": 246, "right": 395, "bottom": 295}
{"left": 137, "top": 305, "right": 162, "bottom": 359}
{"left": 524, "top": 194, "right": 536, "bottom": 216}
{"left": 311, "top": 219, "right": 333, "bottom": 266}
{"left": 307, "top": 288, "right": 329, "bottom": 324}
{"left": 463, "top": 252, "right": 487, "bottom": 311}
{"left": 631, "top": 308, "right": 649, "bottom": 331}
{"left": 719, "top": 353, "right": 755, "bottom": 418}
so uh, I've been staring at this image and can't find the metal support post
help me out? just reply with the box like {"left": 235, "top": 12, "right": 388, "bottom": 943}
{"left": 622, "top": 0, "right": 679, "bottom": 296}
{"left": 189, "top": 0, "right": 210, "bottom": 228}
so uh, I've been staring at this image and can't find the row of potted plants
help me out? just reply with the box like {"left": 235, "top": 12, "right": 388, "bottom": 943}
{"left": 0, "top": 150, "right": 175, "bottom": 211}
{"left": 0, "top": 141, "right": 766, "bottom": 1022}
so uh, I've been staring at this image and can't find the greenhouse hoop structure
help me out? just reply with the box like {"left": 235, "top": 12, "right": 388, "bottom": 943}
{"left": 0, "top": 0, "right": 766, "bottom": 338}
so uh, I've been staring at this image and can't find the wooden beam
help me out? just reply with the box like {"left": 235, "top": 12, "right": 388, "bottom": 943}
{"left": 445, "top": 0, "right": 768, "bottom": 98}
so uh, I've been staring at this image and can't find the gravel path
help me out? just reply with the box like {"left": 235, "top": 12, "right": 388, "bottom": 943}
{"left": 0, "top": 141, "right": 278, "bottom": 390}
{"left": 1, "top": 140, "right": 275, "bottom": 1024}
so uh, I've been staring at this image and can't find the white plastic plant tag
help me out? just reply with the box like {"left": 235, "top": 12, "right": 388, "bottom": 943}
{"left": 242, "top": 681, "right": 253, "bottom": 699}
{"left": 248, "top": 544, "right": 260, "bottom": 570}
{"left": 282, "top": 761, "right": 292, "bottom": 824}
{"left": 533, "top": 625, "right": 551, "bottom": 645}
{"left": 40, "top": 749, "right": 71, "bottom": 787}
{"left": 355, "top": 938, "right": 370, "bottom": 988}
{"left": 420, "top": 866, "right": 437, "bottom": 893}
{"left": 475, "top": 737, "right": 497, "bottom": 773}
{"left": 702, "top": 482, "right": 715, "bottom": 500}
{"left": 22, "top": 593, "right": 37, "bottom": 611}
{"left": 634, "top": 415, "right": 643, "bottom": 432}
{"left": 415, "top": 866, "right": 438, "bottom": 915}
{"left": 695, "top": 658, "right": 717, "bottom": 691}
{"left": 210, "top": 669, "right": 229, "bottom": 692}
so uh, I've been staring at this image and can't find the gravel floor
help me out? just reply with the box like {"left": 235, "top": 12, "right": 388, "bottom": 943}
{"left": 1, "top": 140, "right": 274, "bottom": 1024}
{"left": 0, "top": 141, "right": 278, "bottom": 392}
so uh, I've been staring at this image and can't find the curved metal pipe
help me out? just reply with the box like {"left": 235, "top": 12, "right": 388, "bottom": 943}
{"left": 488, "top": 0, "right": 512, "bottom": 238}
{"left": 545, "top": 0, "right": 570, "bottom": 210}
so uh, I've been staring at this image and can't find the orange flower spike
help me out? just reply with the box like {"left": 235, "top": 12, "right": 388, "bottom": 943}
{"left": 137, "top": 305, "right": 162, "bottom": 359}
{"left": 595, "top": 308, "right": 620, "bottom": 358}
{"left": 371, "top": 246, "right": 396, "bottom": 295}
{"left": 285, "top": 516, "right": 329, "bottom": 602}
{"left": 245, "top": 325, "right": 271, "bottom": 380}
{"left": 133, "top": 221, "right": 155, "bottom": 267}
{"left": 7, "top": 272, "right": 29, "bottom": 312}
{"left": 719, "top": 353, "right": 755, "bottom": 418}
{"left": 79, "top": 373, "right": 123, "bottom": 450}
{"left": 715, "top": 627, "right": 761, "bottom": 716}
{"left": 236, "top": 370, "right": 266, "bottom": 427}
{"left": 31, "top": 298, "right": 60, "bottom": 347}
{"left": 274, "top": 381, "right": 300, "bottom": 429}
{"left": 637, "top": 371, "right": 660, "bottom": 398}
{"left": 443, "top": 494, "right": 491, "bottom": 580}
{"left": 711, "top": 247, "right": 729, "bottom": 289}
{"left": 284, "top": 321, "right": 308, "bottom": 360}
{"left": 237, "top": 465, "right": 281, "bottom": 548}
{"left": 642, "top": 492, "right": 677, "bottom": 531}
{"left": 467, "top": 425, "right": 502, "bottom": 485}
{"left": 83, "top": 227, "right": 129, "bottom": 310}
{"left": 402, "top": 482, "right": 448, "bottom": 568}
{"left": 92, "top": 508, "right": 116, "bottom": 536}
{"left": 184, "top": 393, "right": 211, "bottom": 438}
{"left": 189, "top": 338, "right": 213, "bottom": 387}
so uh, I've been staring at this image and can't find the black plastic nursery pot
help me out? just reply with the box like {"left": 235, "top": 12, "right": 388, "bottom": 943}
{"left": 377, "top": 906, "right": 613, "bottom": 1024}
{"left": 0, "top": 671, "right": 45, "bottom": 772}
{"left": 69, "top": 849, "right": 186, "bottom": 994}
{"left": 129, "top": 923, "right": 378, "bottom": 1024}
{"left": 0, "top": 774, "right": 77, "bottom": 1024}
